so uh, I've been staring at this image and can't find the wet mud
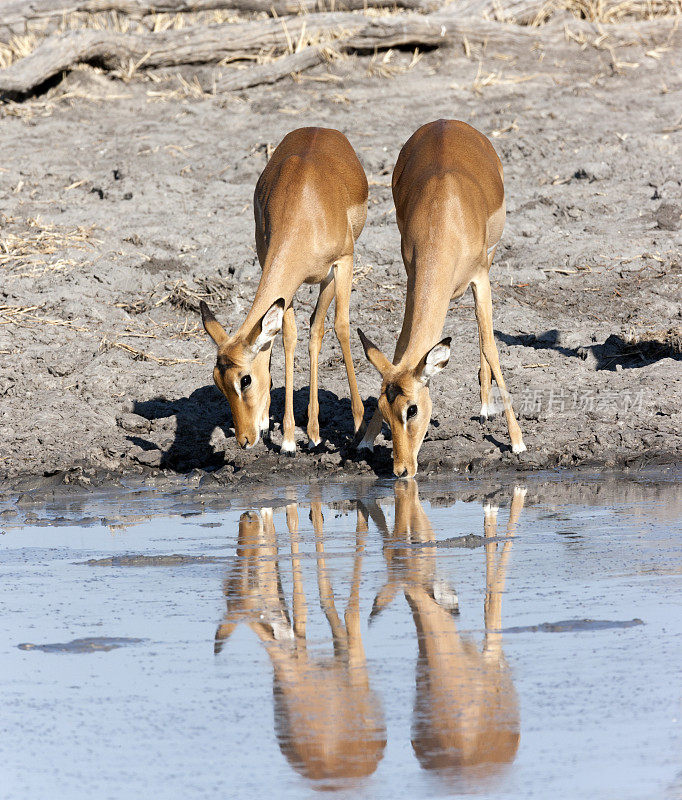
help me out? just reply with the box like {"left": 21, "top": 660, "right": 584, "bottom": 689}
{"left": 503, "top": 618, "right": 644, "bottom": 634}
{"left": 18, "top": 637, "right": 145, "bottom": 653}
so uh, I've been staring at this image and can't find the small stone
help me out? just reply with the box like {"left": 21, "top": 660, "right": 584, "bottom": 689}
{"left": 116, "top": 413, "right": 151, "bottom": 433}
{"left": 130, "top": 447, "right": 162, "bottom": 467}
{"left": 655, "top": 202, "right": 682, "bottom": 231}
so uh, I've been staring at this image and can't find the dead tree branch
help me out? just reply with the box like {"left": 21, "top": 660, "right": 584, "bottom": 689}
{"left": 0, "top": 3, "right": 678, "bottom": 96}
{"left": 0, "top": 0, "right": 434, "bottom": 40}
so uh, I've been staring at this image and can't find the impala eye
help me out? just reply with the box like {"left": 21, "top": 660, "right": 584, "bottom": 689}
{"left": 240, "top": 375, "right": 252, "bottom": 390}
{"left": 407, "top": 404, "right": 418, "bottom": 420}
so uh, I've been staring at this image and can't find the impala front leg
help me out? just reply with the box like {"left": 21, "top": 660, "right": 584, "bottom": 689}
{"left": 478, "top": 326, "right": 493, "bottom": 423}
{"left": 333, "top": 255, "right": 364, "bottom": 434}
{"left": 281, "top": 306, "right": 297, "bottom": 454}
{"left": 307, "top": 274, "right": 335, "bottom": 449}
{"left": 286, "top": 503, "right": 308, "bottom": 645}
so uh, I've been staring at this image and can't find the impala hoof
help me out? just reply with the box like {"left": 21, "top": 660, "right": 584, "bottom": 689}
{"left": 280, "top": 439, "right": 296, "bottom": 456}
{"left": 307, "top": 437, "right": 321, "bottom": 450}
{"left": 512, "top": 441, "right": 527, "bottom": 455}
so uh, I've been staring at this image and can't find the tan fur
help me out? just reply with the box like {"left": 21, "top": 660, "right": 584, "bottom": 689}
{"left": 202, "top": 127, "right": 368, "bottom": 452}
{"left": 359, "top": 120, "right": 525, "bottom": 476}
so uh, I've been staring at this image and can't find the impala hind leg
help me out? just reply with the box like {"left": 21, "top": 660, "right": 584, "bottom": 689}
{"left": 333, "top": 255, "right": 364, "bottom": 434}
{"left": 281, "top": 306, "right": 297, "bottom": 454}
{"left": 307, "top": 274, "right": 335, "bottom": 448}
{"left": 471, "top": 273, "right": 526, "bottom": 454}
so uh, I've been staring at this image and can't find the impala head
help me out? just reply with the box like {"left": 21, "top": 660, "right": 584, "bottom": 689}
{"left": 357, "top": 329, "right": 451, "bottom": 478}
{"left": 200, "top": 299, "right": 285, "bottom": 449}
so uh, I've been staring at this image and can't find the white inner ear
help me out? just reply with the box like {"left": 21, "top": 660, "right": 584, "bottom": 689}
{"left": 420, "top": 342, "right": 451, "bottom": 382}
{"left": 252, "top": 303, "right": 284, "bottom": 353}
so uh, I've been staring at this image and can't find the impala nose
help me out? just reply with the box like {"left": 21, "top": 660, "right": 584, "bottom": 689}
{"left": 394, "top": 466, "right": 408, "bottom": 479}
{"left": 237, "top": 433, "right": 251, "bottom": 449}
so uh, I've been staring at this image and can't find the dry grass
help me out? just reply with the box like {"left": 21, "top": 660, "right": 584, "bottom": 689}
{"left": 115, "top": 276, "right": 232, "bottom": 316}
{"left": 0, "top": 9, "right": 253, "bottom": 71}
{"left": 627, "top": 326, "right": 682, "bottom": 355}
{"left": 98, "top": 336, "right": 204, "bottom": 365}
{"left": 527, "top": 0, "right": 682, "bottom": 25}
{"left": 0, "top": 303, "right": 204, "bottom": 366}
{"left": 0, "top": 33, "right": 39, "bottom": 69}
{"left": 0, "top": 215, "right": 98, "bottom": 277}
{"left": 366, "top": 47, "right": 423, "bottom": 77}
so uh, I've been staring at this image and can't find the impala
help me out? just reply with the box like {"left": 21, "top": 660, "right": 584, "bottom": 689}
{"left": 201, "top": 127, "right": 367, "bottom": 453}
{"left": 358, "top": 119, "right": 526, "bottom": 477}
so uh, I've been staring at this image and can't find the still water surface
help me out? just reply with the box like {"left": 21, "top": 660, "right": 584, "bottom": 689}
{"left": 2, "top": 472, "right": 681, "bottom": 799}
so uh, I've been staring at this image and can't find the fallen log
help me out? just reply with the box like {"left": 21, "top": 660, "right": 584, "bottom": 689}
{"left": 0, "top": 5, "right": 678, "bottom": 96}
{"left": 212, "top": 45, "right": 326, "bottom": 90}
{"left": 0, "top": 0, "right": 433, "bottom": 41}
{"left": 487, "top": 0, "right": 681, "bottom": 24}
{"left": 0, "top": 12, "right": 357, "bottom": 94}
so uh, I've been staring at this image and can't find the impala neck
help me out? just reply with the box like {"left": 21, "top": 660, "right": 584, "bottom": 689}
{"left": 399, "top": 248, "right": 457, "bottom": 368}
{"left": 237, "top": 245, "right": 302, "bottom": 339}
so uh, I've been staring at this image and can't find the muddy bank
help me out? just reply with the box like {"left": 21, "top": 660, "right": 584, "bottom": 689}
{"left": 1, "top": 465, "right": 679, "bottom": 532}
{"left": 1, "top": 36, "right": 681, "bottom": 482}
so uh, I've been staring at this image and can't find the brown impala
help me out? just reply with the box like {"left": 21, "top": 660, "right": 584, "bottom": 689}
{"left": 358, "top": 119, "right": 526, "bottom": 477}
{"left": 201, "top": 127, "right": 368, "bottom": 453}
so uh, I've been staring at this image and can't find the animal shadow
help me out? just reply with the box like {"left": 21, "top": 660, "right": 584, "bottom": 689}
{"left": 496, "top": 328, "right": 681, "bottom": 370}
{"left": 129, "top": 385, "right": 360, "bottom": 472}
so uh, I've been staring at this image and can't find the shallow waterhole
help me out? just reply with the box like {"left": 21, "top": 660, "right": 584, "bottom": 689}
{"left": 1, "top": 470, "right": 681, "bottom": 799}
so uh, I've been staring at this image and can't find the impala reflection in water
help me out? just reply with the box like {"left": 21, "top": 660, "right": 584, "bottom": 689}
{"left": 214, "top": 482, "right": 525, "bottom": 790}
{"left": 214, "top": 497, "right": 386, "bottom": 786}
{"left": 364, "top": 481, "right": 523, "bottom": 783}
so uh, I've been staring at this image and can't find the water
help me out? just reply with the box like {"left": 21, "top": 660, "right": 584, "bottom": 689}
{"left": 1, "top": 471, "right": 681, "bottom": 800}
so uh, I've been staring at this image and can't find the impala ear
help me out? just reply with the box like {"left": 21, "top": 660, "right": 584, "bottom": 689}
{"left": 415, "top": 337, "right": 451, "bottom": 384}
{"left": 248, "top": 298, "right": 285, "bottom": 354}
{"left": 357, "top": 328, "right": 392, "bottom": 376}
{"left": 200, "top": 301, "right": 229, "bottom": 346}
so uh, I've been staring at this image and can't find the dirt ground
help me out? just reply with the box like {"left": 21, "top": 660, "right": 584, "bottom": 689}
{"left": 1, "top": 31, "right": 681, "bottom": 485}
